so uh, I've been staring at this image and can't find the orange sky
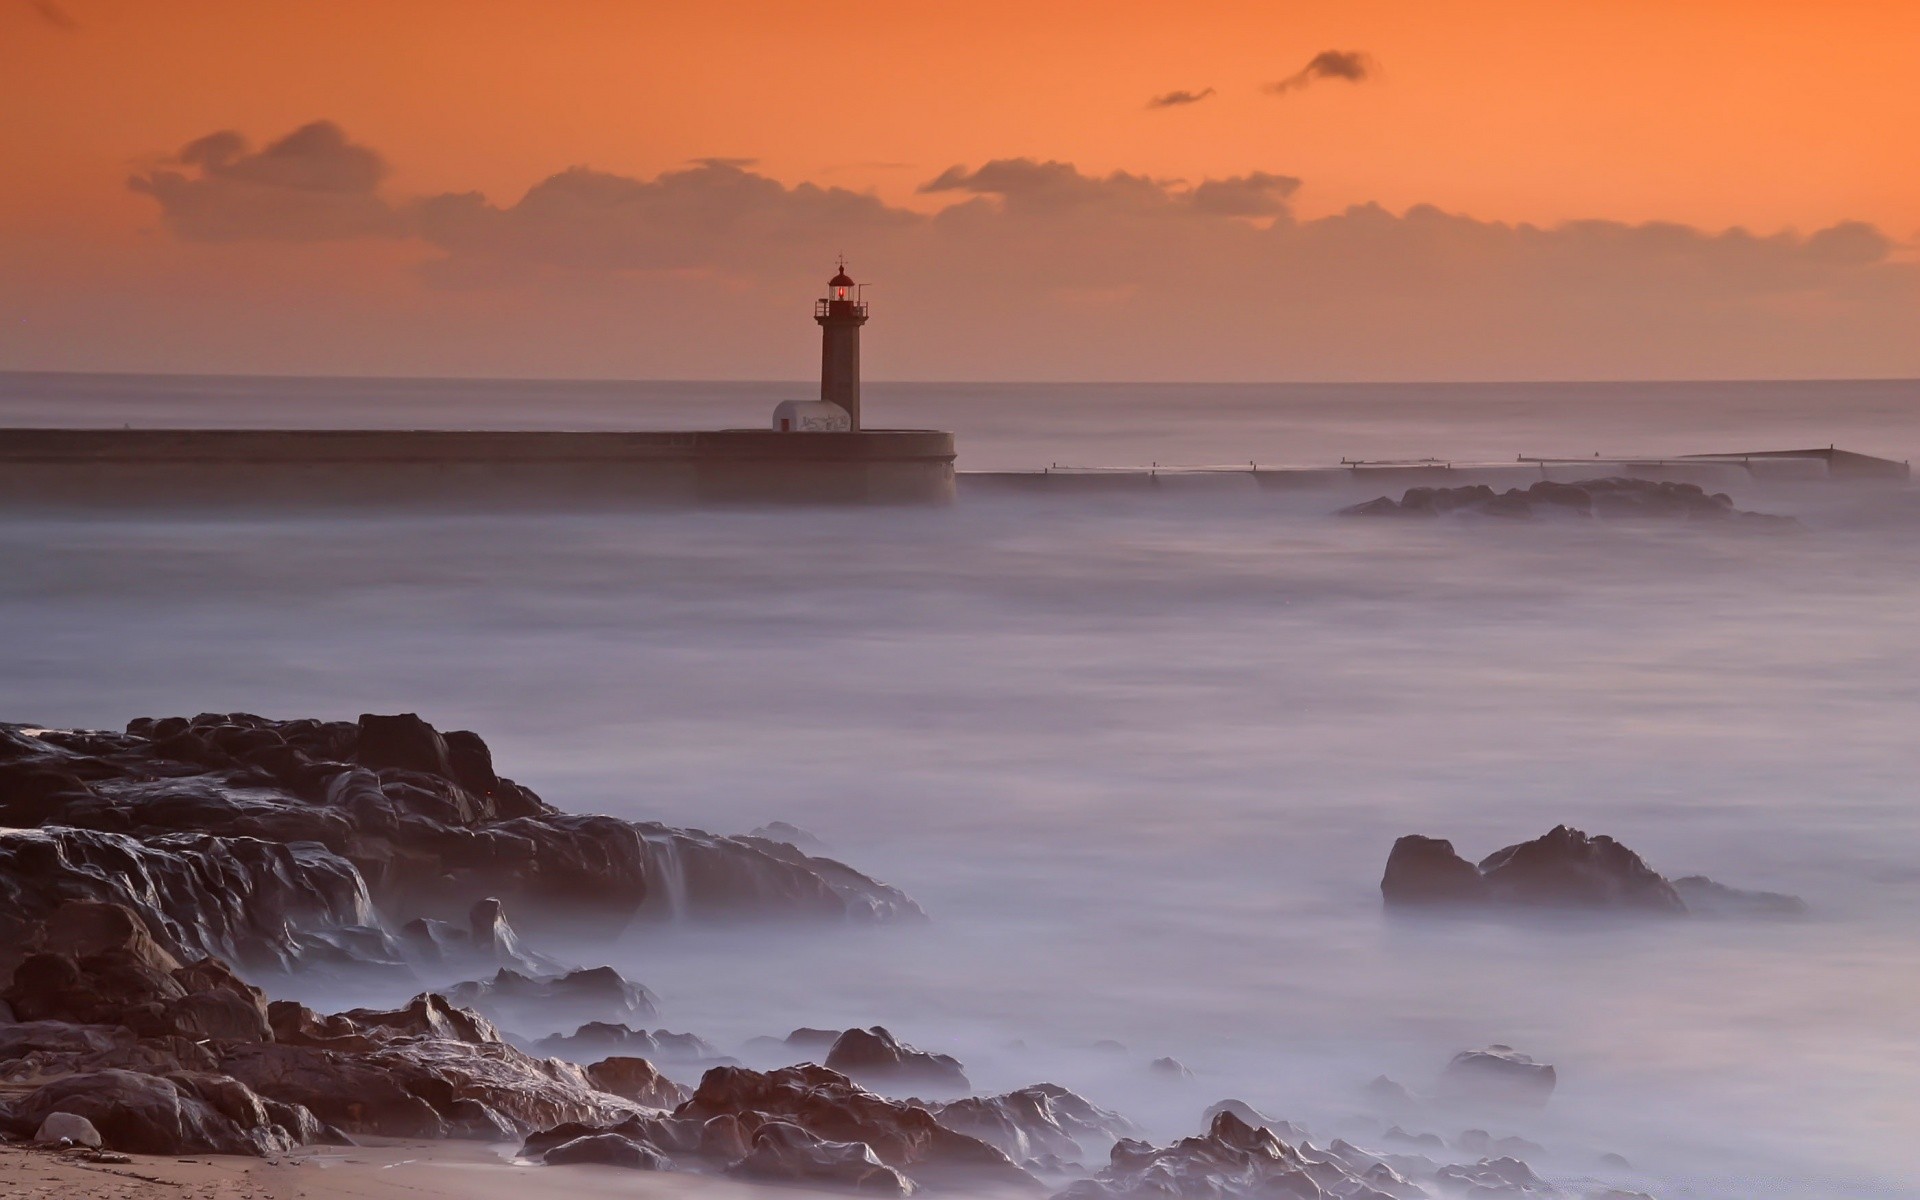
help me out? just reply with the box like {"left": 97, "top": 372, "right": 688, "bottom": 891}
{"left": 2, "top": 0, "right": 1917, "bottom": 379}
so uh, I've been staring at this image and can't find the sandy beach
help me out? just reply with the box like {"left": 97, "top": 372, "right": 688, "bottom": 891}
{"left": 0, "top": 1138, "right": 844, "bottom": 1200}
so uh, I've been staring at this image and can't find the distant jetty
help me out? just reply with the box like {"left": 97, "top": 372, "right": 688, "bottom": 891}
{"left": 0, "top": 265, "right": 960, "bottom": 508}
{"left": 0, "top": 427, "right": 957, "bottom": 507}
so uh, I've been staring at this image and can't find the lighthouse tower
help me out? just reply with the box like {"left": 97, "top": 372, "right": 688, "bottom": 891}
{"left": 815, "top": 260, "right": 870, "bottom": 430}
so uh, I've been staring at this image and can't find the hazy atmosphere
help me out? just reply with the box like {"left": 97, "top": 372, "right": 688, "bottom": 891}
{"left": 2, "top": 6, "right": 1917, "bottom": 1200}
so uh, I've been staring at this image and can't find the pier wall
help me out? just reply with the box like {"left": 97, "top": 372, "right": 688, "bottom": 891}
{"left": 0, "top": 429, "right": 958, "bottom": 508}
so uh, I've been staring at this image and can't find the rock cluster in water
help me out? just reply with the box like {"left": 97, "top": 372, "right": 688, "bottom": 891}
{"left": 1381, "top": 824, "right": 1806, "bottom": 916}
{"left": 1338, "top": 477, "right": 1793, "bottom": 523}
{"left": 0, "top": 713, "right": 922, "bottom": 984}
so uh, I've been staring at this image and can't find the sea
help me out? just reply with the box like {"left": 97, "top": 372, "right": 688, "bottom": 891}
{"left": 2, "top": 372, "right": 1917, "bottom": 1199}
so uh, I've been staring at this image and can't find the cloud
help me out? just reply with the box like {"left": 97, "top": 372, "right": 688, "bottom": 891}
{"left": 120, "top": 121, "right": 1920, "bottom": 379}
{"left": 1147, "top": 88, "right": 1216, "bottom": 109}
{"left": 411, "top": 159, "right": 915, "bottom": 278}
{"left": 687, "top": 156, "right": 758, "bottom": 169}
{"left": 130, "top": 120, "right": 402, "bottom": 242}
{"left": 27, "top": 0, "right": 77, "bottom": 30}
{"left": 1267, "top": 50, "right": 1377, "bottom": 96}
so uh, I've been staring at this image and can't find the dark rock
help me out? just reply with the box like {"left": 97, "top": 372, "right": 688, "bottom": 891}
{"left": 1438, "top": 1047, "right": 1557, "bottom": 1111}
{"left": 217, "top": 1028, "right": 634, "bottom": 1139}
{"left": 1364, "top": 1076, "right": 1418, "bottom": 1113}
{"left": 542, "top": 1130, "right": 673, "bottom": 1170}
{"left": 446, "top": 966, "right": 658, "bottom": 1035}
{"left": 825, "top": 1026, "right": 969, "bottom": 1094}
{"left": 537, "top": 1023, "right": 718, "bottom": 1064}
{"left": 1149, "top": 1056, "right": 1195, "bottom": 1080}
{"left": 1671, "top": 875, "right": 1808, "bottom": 917}
{"left": 1335, "top": 477, "right": 1786, "bottom": 524}
{"left": 748, "top": 821, "right": 826, "bottom": 851}
{"left": 934, "top": 1084, "right": 1136, "bottom": 1163}
{"left": 1479, "top": 827, "right": 1683, "bottom": 913}
{"left": 729, "top": 1120, "right": 917, "bottom": 1195}
{"left": 635, "top": 825, "right": 922, "bottom": 923}
{"left": 1054, "top": 1110, "right": 1396, "bottom": 1200}
{"left": 1337, "top": 496, "right": 1415, "bottom": 518}
{"left": 586, "top": 1057, "right": 690, "bottom": 1109}
{"left": 33, "top": 1112, "right": 102, "bottom": 1147}
{"left": 1381, "top": 836, "right": 1488, "bottom": 907}
{"left": 0, "top": 715, "right": 922, "bottom": 977}
{"left": 6, "top": 1069, "right": 312, "bottom": 1156}
{"left": 1382, "top": 826, "right": 1721, "bottom": 915}
{"left": 1383, "top": 1125, "right": 1444, "bottom": 1149}
{"left": 679, "top": 1063, "right": 1037, "bottom": 1191}
{"left": 1200, "top": 1101, "right": 1303, "bottom": 1142}
{"left": 1434, "top": 1155, "right": 1553, "bottom": 1194}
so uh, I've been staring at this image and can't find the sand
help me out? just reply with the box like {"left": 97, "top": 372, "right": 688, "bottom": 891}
{"left": 0, "top": 1138, "right": 831, "bottom": 1200}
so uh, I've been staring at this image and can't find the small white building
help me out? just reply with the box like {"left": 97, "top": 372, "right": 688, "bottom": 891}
{"left": 771, "top": 400, "right": 851, "bottom": 433}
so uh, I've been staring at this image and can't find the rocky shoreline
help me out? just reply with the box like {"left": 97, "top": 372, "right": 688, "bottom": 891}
{"left": 1, "top": 715, "right": 1702, "bottom": 1198}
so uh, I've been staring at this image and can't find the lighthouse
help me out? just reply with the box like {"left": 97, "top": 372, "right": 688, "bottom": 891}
{"left": 815, "top": 260, "right": 869, "bottom": 430}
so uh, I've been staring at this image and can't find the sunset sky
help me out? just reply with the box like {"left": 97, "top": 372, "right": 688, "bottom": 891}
{"left": 3, "top": 0, "right": 1917, "bottom": 380}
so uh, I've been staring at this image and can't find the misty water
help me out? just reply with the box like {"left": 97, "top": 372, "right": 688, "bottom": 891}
{"left": 3, "top": 374, "right": 1918, "bottom": 1199}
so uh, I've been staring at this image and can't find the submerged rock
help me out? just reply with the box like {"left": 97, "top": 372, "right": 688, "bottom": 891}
{"left": 1055, "top": 1110, "right": 1405, "bottom": 1200}
{"left": 446, "top": 966, "right": 658, "bottom": 1035}
{"left": 536, "top": 1022, "right": 719, "bottom": 1064}
{"left": 933, "top": 1084, "right": 1137, "bottom": 1165}
{"left": 1670, "top": 875, "right": 1808, "bottom": 917}
{"left": 1380, "top": 825, "right": 1797, "bottom": 917}
{"left": 1437, "top": 1047, "right": 1558, "bottom": 1112}
{"left": 824, "top": 1026, "right": 970, "bottom": 1094}
{"left": 1338, "top": 478, "right": 1790, "bottom": 524}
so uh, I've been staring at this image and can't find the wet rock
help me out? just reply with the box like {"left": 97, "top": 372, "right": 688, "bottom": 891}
{"left": 0, "top": 715, "right": 923, "bottom": 977}
{"left": 1055, "top": 1110, "right": 1393, "bottom": 1200}
{"left": 1149, "top": 1056, "right": 1195, "bottom": 1080}
{"left": 586, "top": 1057, "right": 690, "bottom": 1109}
{"left": 398, "top": 898, "right": 561, "bottom": 975}
{"left": 537, "top": 1022, "right": 719, "bottom": 1064}
{"left": 729, "top": 1120, "right": 917, "bottom": 1195}
{"left": 542, "top": 1130, "right": 673, "bottom": 1169}
{"left": 934, "top": 1084, "right": 1137, "bottom": 1163}
{"left": 7, "top": 1069, "right": 308, "bottom": 1156}
{"left": 1381, "top": 836, "right": 1489, "bottom": 907}
{"left": 0, "top": 827, "right": 391, "bottom": 978}
{"left": 637, "top": 825, "right": 922, "bottom": 923}
{"left": 1200, "top": 1101, "right": 1304, "bottom": 1142}
{"left": 1365, "top": 1076, "right": 1419, "bottom": 1113}
{"left": 1337, "top": 478, "right": 1784, "bottom": 524}
{"left": 679, "top": 1063, "right": 1037, "bottom": 1191}
{"left": 1438, "top": 1047, "right": 1557, "bottom": 1112}
{"left": 749, "top": 821, "right": 826, "bottom": 851}
{"left": 218, "top": 1029, "right": 633, "bottom": 1139}
{"left": 1434, "top": 1155, "right": 1553, "bottom": 1194}
{"left": 1670, "top": 876, "right": 1807, "bottom": 917}
{"left": 1382, "top": 826, "right": 1706, "bottom": 915}
{"left": 825, "top": 1026, "right": 969, "bottom": 1094}
{"left": 2, "top": 905, "right": 272, "bottom": 1044}
{"left": 446, "top": 966, "right": 658, "bottom": 1035}
{"left": 33, "top": 1112, "right": 102, "bottom": 1148}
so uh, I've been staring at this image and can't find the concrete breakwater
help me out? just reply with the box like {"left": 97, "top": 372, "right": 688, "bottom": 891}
{"left": 0, "top": 428, "right": 958, "bottom": 507}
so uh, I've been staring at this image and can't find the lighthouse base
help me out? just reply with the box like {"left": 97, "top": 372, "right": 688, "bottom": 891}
{"left": 0, "top": 428, "right": 958, "bottom": 509}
